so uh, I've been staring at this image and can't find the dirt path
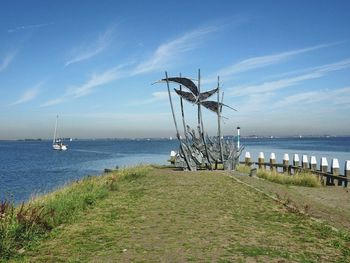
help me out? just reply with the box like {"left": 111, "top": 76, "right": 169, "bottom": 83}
{"left": 15, "top": 167, "right": 350, "bottom": 262}
{"left": 234, "top": 172, "right": 350, "bottom": 230}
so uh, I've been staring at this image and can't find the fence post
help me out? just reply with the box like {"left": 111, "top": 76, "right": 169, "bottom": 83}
{"left": 245, "top": 152, "right": 251, "bottom": 166}
{"left": 283, "top": 153, "right": 289, "bottom": 174}
{"left": 293, "top": 154, "right": 300, "bottom": 174}
{"left": 321, "top": 157, "right": 328, "bottom": 185}
{"left": 309, "top": 156, "right": 318, "bottom": 181}
{"left": 331, "top": 158, "right": 339, "bottom": 186}
{"left": 293, "top": 154, "right": 300, "bottom": 167}
{"left": 310, "top": 156, "right": 317, "bottom": 171}
{"left": 344, "top": 160, "right": 350, "bottom": 187}
{"left": 258, "top": 152, "right": 265, "bottom": 169}
{"left": 170, "top": 150, "right": 177, "bottom": 164}
{"left": 270, "top": 153, "right": 276, "bottom": 172}
{"left": 321, "top": 157, "right": 328, "bottom": 172}
{"left": 302, "top": 155, "right": 309, "bottom": 169}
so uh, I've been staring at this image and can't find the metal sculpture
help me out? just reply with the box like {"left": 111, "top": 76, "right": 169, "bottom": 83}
{"left": 159, "top": 70, "right": 243, "bottom": 171}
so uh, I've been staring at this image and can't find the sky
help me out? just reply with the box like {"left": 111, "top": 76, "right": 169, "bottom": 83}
{"left": 0, "top": 0, "right": 349, "bottom": 139}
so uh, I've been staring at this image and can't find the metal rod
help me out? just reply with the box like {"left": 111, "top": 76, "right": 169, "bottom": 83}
{"left": 179, "top": 73, "right": 189, "bottom": 144}
{"left": 165, "top": 71, "right": 191, "bottom": 170}
{"left": 198, "top": 69, "right": 212, "bottom": 169}
{"left": 217, "top": 76, "right": 224, "bottom": 164}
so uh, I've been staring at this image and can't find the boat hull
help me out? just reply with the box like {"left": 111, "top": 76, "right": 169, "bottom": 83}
{"left": 53, "top": 143, "right": 68, "bottom": 151}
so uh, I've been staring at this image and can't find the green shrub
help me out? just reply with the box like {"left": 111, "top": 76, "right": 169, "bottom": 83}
{"left": 36, "top": 177, "right": 109, "bottom": 227}
{"left": 0, "top": 165, "right": 153, "bottom": 260}
{"left": 119, "top": 165, "right": 151, "bottom": 182}
{"left": 0, "top": 201, "right": 50, "bottom": 259}
{"left": 256, "top": 169, "right": 321, "bottom": 187}
{"left": 235, "top": 165, "right": 252, "bottom": 174}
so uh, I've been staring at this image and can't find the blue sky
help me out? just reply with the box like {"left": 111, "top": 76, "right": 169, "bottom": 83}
{"left": 0, "top": 0, "right": 349, "bottom": 139}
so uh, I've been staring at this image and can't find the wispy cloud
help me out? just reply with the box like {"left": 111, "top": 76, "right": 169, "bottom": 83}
{"left": 40, "top": 26, "right": 217, "bottom": 107}
{"left": 11, "top": 81, "right": 44, "bottom": 105}
{"left": 7, "top": 22, "right": 53, "bottom": 33}
{"left": 215, "top": 43, "right": 338, "bottom": 78}
{"left": 128, "top": 91, "right": 174, "bottom": 105}
{"left": 40, "top": 66, "right": 122, "bottom": 107}
{"left": 65, "top": 26, "right": 115, "bottom": 66}
{"left": 273, "top": 86, "right": 350, "bottom": 108}
{"left": 230, "top": 58, "right": 350, "bottom": 96}
{"left": 69, "top": 66, "right": 122, "bottom": 97}
{"left": 131, "top": 26, "right": 218, "bottom": 75}
{"left": 0, "top": 51, "right": 17, "bottom": 72}
{"left": 39, "top": 97, "right": 65, "bottom": 107}
{"left": 63, "top": 112, "right": 170, "bottom": 122}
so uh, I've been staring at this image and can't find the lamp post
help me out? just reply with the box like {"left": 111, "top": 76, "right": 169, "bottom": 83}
{"left": 237, "top": 126, "right": 240, "bottom": 148}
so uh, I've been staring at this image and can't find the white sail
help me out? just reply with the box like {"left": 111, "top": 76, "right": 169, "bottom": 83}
{"left": 53, "top": 115, "right": 58, "bottom": 145}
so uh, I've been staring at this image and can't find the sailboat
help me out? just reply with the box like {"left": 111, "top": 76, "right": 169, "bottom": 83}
{"left": 52, "top": 115, "right": 68, "bottom": 151}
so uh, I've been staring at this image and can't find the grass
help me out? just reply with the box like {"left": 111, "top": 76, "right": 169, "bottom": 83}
{"left": 3, "top": 166, "right": 349, "bottom": 262}
{"left": 235, "top": 164, "right": 252, "bottom": 174}
{"left": 256, "top": 168, "right": 322, "bottom": 187}
{"left": 0, "top": 165, "right": 151, "bottom": 261}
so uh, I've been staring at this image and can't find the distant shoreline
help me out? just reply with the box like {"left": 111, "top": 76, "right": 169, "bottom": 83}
{"left": 1, "top": 135, "right": 350, "bottom": 142}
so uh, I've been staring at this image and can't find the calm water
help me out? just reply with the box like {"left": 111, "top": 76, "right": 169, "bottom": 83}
{"left": 0, "top": 137, "right": 349, "bottom": 204}
{"left": 0, "top": 139, "right": 178, "bottom": 204}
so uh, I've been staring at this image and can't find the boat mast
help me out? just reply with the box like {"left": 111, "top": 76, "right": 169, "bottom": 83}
{"left": 53, "top": 115, "right": 58, "bottom": 145}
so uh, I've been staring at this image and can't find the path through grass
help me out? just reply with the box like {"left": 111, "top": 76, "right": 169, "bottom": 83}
{"left": 12, "top": 167, "right": 350, "bottom": 262}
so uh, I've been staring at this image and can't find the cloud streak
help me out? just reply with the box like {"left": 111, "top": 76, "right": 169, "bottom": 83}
{"left": 0, "top": 51, "right": 17, "bottom": 72}
{"left": 230, "top": 58, "right": 350, "bottom": 96}
{"left": 132, "top": 26, "right": 218, "bottom": 75}
{"left": 128, "top": 91, "right": 174, "bottom": 105}
{"left": 42, "top": 24, "right": 219, "bottom": 106}
{"left": 65, "top": 26, "right": 115, "bottom": 66}
{"left": 11, "top": 81, "right": 44, "bottom": 105}
{"left": 215, "top": 43, "right": 338, "bottom": 78}
{"left": 40, "top": 67, "right": 122, "bottom": 107}
{"left": 69, "top": 66, "right": 122, "bottom": 97}
{"left": 7, "top": 22, "right": 53, "bottom": 33}
{"left": 39, "top": 97, "right": 65, "bottom": 107}
{"left": 273, "top": 86, "right": 350, "bottom": 108}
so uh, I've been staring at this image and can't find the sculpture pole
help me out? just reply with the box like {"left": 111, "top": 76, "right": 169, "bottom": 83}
{"left": 198, "top": 69, "right": 212, "bottom": 169}
{"left": 165, "top": 71, "right": 192, "bottom": 170}
{"left": 217, "top": 76, "right": 224, "bottom": 164}
{"left": 179, "top": 73, "right": 190, "bottom": 144}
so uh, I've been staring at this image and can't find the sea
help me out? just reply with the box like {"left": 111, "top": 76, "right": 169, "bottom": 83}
{"left": 0, "top": 137, "right": 349, "bottom": 204}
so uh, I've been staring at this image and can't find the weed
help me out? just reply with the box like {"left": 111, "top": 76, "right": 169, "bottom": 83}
{"left": 256, "top": 169, "right": 321, "bottom": 187}
{"left": 107, "top": 176, "right": 119, "bottom": 191}
{"left": 0, "top": 200, "right": 56, "bottom": 259}
{"left": 119, "top": 165, "right": 151, "bottom": 182}
{"left": 235, "top": 165, "right": 251, "bottom": 174}
{"left": 0, "top": 165, "right": 154, "bottom": 261}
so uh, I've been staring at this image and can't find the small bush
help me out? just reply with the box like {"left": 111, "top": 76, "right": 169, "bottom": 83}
{"left": 107, "top": 176, "right": 119, "bottom": 191}
{"left": 34, "top": 176, "right": 109, "bottom": 227}
{"left": 235, "top": 165, "right": 252, "bottom": 174}
{"left": 120, "top": 165, "right": 151, "bottom": 182}
{"left": 256, "top": 169, "right": 321, "bottom": 187}
{"left": 0, "top": 165, "right": 154, "bottom": 260}
{"left": 0, "top": 201, "right": 51, "bottom": 259}
{"left": 0, "top": 177, "right": 109, "bottom": 259}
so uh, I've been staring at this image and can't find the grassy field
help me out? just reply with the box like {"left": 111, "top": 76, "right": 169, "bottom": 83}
{"left": 256, "top": 169, "right": 322, "bottom": 187}
{"left": 234, "top": 171, "right": 350, "bottom": 231}
{"left": 4, "top": 166, "right": 350, "bottom": 262}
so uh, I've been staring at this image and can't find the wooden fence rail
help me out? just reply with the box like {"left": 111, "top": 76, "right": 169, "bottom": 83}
{"left": 240, "top": 152, "right": 349, "bottom": 187}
